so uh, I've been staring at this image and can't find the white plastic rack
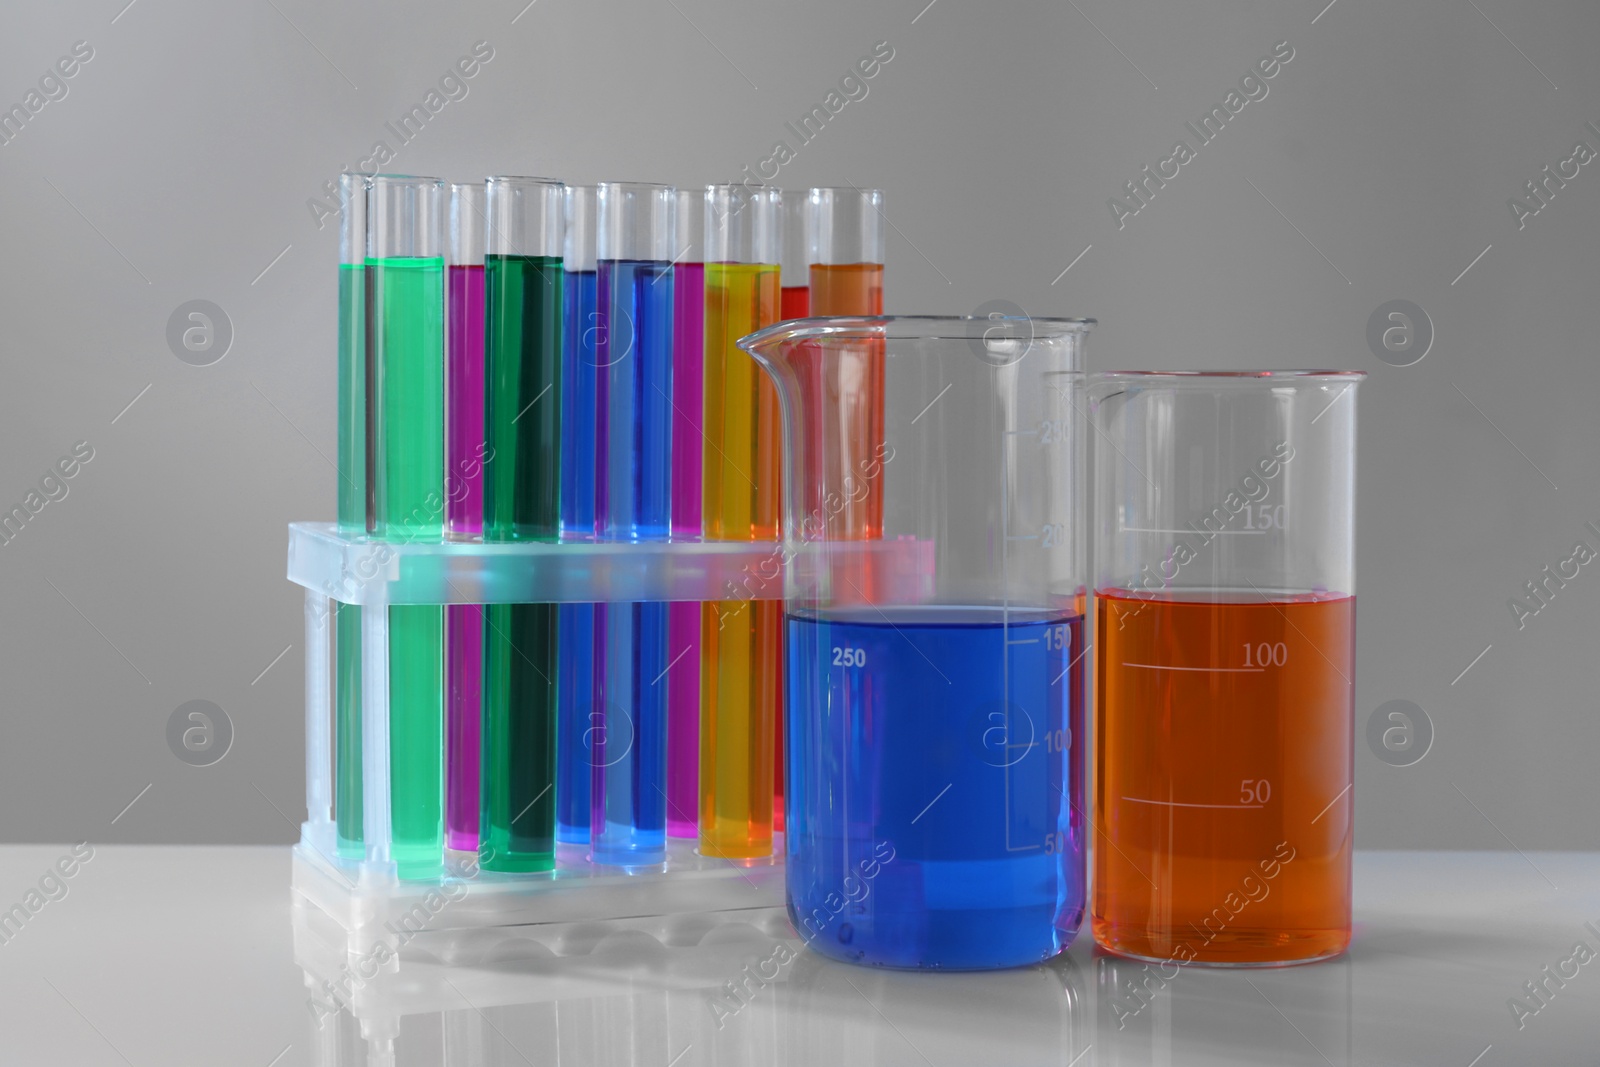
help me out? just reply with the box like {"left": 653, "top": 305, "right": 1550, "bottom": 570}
{"left": 287, "top": 522, "right": 933, "bottom": 963}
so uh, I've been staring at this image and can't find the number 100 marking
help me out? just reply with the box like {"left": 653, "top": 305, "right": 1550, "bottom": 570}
{"left": 1242, "top": 642, "right": 1287, "bottom": 667}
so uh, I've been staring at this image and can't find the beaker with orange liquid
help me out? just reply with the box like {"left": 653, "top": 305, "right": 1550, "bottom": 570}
{"left": 1090, "top": 370, "right": 1363, "bottom": 966}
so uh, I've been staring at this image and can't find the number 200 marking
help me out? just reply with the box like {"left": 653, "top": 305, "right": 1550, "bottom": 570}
{"left": 832, "top": 646, "right": 867, "bottom": 668}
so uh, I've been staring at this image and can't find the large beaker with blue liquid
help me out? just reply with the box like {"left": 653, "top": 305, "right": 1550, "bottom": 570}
{"left": 740, "top": 314, "right": 1093, "bottom": 969}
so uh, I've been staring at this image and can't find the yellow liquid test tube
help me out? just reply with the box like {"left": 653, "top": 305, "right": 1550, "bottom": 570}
{"left": 700, "top": 186, "right": 782, "bottom": 860}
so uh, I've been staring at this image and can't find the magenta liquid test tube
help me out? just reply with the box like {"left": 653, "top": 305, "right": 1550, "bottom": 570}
{"left": 666, "top": 188, "right": 705, "bottom": 840}
{"left": 446, "top": 181, "right": 487, "bottom": 852}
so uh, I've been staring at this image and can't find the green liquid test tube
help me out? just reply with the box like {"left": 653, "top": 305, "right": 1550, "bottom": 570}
{"left": 367, "top": 175, "right": 447, "bottom": 880}
{"left": 335, "top": 173, "right": 367, "bottom": 860}
{"left": 480, "top": 176, "right": 565, "bottom": 873}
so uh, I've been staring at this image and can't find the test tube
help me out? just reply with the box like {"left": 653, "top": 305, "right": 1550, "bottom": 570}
{"left": 592, "top": 181, "right": 676, "bottom": 865}
{"left": 666, "top": 188, "right": 705, "bottom": 840}
{"left": 334, "top": 171, "right": 367, "bottom": 861}
{"left": 806, "top": 187, "right": 885, "bottom": 317}
{"left": 772, "top": 191, "right": 808, "bottom": 830}
{"left": 804, "top": 187, "right": 886, "bottom": 544}
{"left": 700, "top": 184, "right": 781, "bottom": 860}
{"left": 779, "top": 190, "right": 810, "bottom": 320}
{"left": 556, "top": 185, "right": 600, "bottom": 846}
{"left": 444, "top": 181, "right": 486, "bottom": 853}
{"left": 366, "top": 174, "right": 447, "bottom": 879}
{"left": 777, "top": 187, "right": 887, "bottom": 832}
{"left": 480, "top": 176, "right": 565, "bottom": 873}
{"left": 1090, "top": 370, "right": 1363, "bottom": 966}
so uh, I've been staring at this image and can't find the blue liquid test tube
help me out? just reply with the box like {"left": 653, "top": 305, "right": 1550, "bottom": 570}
{"left": 557, "top": 185, "right": 600, "bottom": 845}
{"left": 592, "top": 182, "right": 676, "bottom": 866}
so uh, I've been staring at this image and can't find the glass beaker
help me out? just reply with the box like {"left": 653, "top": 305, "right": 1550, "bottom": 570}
{"left": 740, "top": 315, "right": 1093, "bottom": 970}
{"left": 1089, "top": 370, "right": 1362, "bottom": 967}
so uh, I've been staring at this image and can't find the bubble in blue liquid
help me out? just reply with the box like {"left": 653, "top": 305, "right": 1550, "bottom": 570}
{"left": 837, "top": 922, "right": 854, "bottom": 945}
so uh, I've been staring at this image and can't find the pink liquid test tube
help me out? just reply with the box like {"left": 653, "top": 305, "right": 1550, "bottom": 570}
{"left": 667, "top": 189, "right": 705, "bottom": 839}
{"left": 446, "top": 181, "right": 486, "bottom": 852}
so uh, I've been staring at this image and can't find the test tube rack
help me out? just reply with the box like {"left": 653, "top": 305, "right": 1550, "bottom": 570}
{"left": 288, "top": 521, "right": 934, "bottom": 964}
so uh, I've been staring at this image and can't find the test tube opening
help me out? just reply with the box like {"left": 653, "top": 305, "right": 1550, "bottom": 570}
{"left": 486, "top": 176, "right": 566, "bottom": 258}
{"left": 807, "top": 186, "right": 885, "bottom": 266}
{"left": 705, "top": 184, "right": 780, "bottom": 265}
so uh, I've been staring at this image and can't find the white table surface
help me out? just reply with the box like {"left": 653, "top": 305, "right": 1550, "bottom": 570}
{"left": 0, "top": 846, "right": 1593, "bottom": 1066}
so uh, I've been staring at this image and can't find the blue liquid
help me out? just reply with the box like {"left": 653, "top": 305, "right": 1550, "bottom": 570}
{"left": 592, "top": 258, "right": 674, "bottom": 864}
{"left": 555, "top": 602, "right": 598, "bottom": 844}
{"left": 785, "top": 605, "right": 1086, "bottom": 970}
{"left": 561, "top": 270, "right": 599, "bottom": 537}
{"left": 592, "top": 600, "right": 669, "bottom": 864}
{"left": 557, "top": 269, "right": 600, "bottom": 844}
{"left": 598, "top": 259, "right": 673, "bottom": 540}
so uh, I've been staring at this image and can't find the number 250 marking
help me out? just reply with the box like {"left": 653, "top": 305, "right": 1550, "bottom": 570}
{"left": 832, "top": 646, "right": 867, "bottom": 668}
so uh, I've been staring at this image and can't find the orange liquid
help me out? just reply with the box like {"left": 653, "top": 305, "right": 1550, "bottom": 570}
{"left": 793, "top": 263, "right": 885, "bottom": 545}
{"left": 1093, "top": 590, "right": 1354, "bottom": 965}
{"left": 809, "top": 262, "right": 882, "bottom": 316}
{"left": 701, "top": 598, "right": 781, "bottom": 856}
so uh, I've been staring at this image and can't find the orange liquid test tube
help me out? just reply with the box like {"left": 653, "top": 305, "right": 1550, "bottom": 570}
{"left": 700, "top": 186, "right": 782, "bottom": 860}
{"left": 767, "top": 189, "right": 887, "bottom": 832}
{"left": 803, "top": 189, "right": 885, "bottom": 545}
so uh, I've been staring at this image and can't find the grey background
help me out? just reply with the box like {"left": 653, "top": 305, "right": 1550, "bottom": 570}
{"left": 2, "top": 0, "right": 1595, "bottom": 848}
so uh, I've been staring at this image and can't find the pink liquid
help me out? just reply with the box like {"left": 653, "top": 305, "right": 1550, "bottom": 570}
{"left": 668, "top": 261, "right": 704, "bottom": 838}
{"left": 446, "top": 263, "right": 485, "bottom": 852}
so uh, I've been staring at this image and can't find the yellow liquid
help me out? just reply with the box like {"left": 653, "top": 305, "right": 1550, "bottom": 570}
{"left": 700, "top": 262, "right": 781, "bottom": 859}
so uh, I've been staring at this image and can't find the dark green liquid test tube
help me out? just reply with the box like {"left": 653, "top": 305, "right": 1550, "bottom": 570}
{"left": 480, "top": 176, "right": 565, "bottom": 873}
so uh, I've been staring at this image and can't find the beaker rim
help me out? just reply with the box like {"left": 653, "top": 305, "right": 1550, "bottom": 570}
{"left": 1095, "top": 369, "right": 1365, "bottom": 380}
{"left": 740, "top": 314, "right": 1096, "bottom": 347}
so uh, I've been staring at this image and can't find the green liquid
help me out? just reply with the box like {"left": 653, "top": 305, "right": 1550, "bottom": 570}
{"left": 335, "top": 263, "right": 365, "bottom": 859}
{"left": 484, "top": 255, "right": 563, "bottom": 538}
{"left": 480, "top": 254, "right": 563, "bottom": 872}
{"left": 334, "top": 603, "right": 363, "bottom": 858}
{"left": 367, "top": 256, "right": 446, "bottom": 879}
{"left": 480, "top": 602, "right": 558, "bottom": 870}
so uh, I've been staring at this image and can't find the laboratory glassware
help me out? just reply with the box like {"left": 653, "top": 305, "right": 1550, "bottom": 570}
{"left": 445, "top": 181, "right": 487, "bottom": 852}
{"left": 1090, "top": 370, "right": 1362, "bottom": 966}
{"left": 806, "top": 187, "right": 884, "bottom": 318}
{"left": 667, "top": 187, "right": 705, "bottom": 840}
{"left": 741, "top": 314, "right": 1093, "bottom": 970}
{"left": 481, "top": 176, "right": 565, "bottom": 873}
{"left": 335, "top": 171, "right": 367, "bottom": 860}
{"left": 779, "top": 189, "right": 810, "bottom": 321}
{"left": 779, "top": 186, "right": 887, "bottom": 833}
{"left": 557, "top": 184, "right": 600, "bottom": 846}
{"left": 700, "top": 184, "right": 782, "bottom": 861}
{"left": 366, "top": 174, "right": 447, "bottom": 880}
{"left": 592, "top": 181, "right": 676, "bottom": 865}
